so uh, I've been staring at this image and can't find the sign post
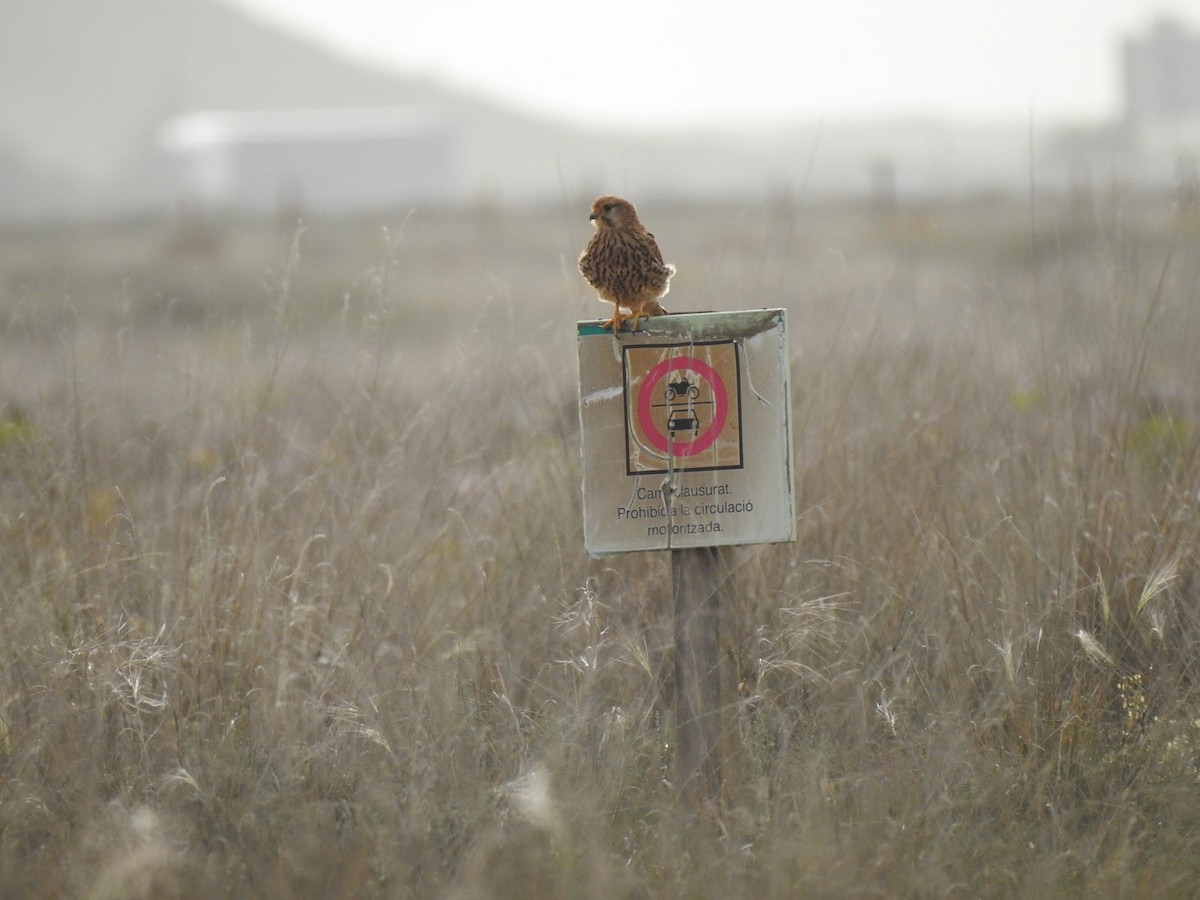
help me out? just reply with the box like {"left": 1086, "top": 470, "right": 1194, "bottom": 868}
{"left": 672, "top": 544, "right": 726, "bottom": 808}
{"left": 577, "top": 309, "right": 795, "bottom": 809}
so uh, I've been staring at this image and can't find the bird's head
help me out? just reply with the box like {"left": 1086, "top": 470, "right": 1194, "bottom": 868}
{"left": 589, "top": 195, "right": 640, "bottom": 229}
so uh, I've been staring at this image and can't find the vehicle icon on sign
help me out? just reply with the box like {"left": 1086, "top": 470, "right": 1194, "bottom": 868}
{"left": 667, "top": 408, "right": 701, "bottom": 438}
{"left": 666, "top": 378, "right": 701, "bottom": 402}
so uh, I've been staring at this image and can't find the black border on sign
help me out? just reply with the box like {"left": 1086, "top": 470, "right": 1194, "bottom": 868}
{"left": 622, "top": 339, "right": 745, "bottom": 476}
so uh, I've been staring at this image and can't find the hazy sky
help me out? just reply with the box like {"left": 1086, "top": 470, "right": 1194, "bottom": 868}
{"left": 224, "top": 1, "right": 1200, "bottom": 127}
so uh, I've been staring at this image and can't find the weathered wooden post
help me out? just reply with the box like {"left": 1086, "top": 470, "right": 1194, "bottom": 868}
{"left": 577, "top": 309, "right": 794, "bottom": 810}
{"left": 672, "top": 545, "right": 726, "bottom": 806}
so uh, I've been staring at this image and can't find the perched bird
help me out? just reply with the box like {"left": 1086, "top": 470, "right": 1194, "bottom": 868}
{"left": 578, "top": 195, "right": 675, "bottom": 331}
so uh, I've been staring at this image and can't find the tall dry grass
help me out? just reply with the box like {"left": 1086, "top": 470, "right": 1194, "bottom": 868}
{"left": 0, "top": 194, "right": 1198, "bottom": 897}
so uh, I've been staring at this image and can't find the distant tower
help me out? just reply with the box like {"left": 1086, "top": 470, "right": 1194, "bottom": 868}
{"left": 1122, "top": 17, "right": 1200, "bottom": 123}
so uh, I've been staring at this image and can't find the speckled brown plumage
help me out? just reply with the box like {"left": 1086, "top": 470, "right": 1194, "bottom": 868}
{"left": 578, "top": 195, "right": 675, "bottom": 331}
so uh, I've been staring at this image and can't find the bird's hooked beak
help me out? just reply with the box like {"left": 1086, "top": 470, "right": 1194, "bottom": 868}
{"left": 588, "top": 212, "right": 599, "bottom": 221}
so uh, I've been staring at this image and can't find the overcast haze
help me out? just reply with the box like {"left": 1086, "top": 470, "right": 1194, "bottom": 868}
{"left": 222, "top": 0, "right": 1200, "bottom": 127}
{"left": 4, "top": 0, "right": 1200, "bottom": 216}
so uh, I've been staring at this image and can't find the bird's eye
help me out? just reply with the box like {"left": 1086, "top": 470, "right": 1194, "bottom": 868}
{"left": 603, "top": 203, "right": 614, "bottom": 213}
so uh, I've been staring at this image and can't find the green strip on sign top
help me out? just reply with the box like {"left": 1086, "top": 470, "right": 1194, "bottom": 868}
{"left": 578, "top": 321, "right": 615, "bottom": 336}
{"left": 578, "top": 310, "right": 783, "bottom": 340}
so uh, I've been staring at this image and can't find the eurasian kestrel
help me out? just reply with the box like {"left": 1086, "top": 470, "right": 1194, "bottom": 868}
{"left": 578, "top": 195, "right": 675, "bottom": 332}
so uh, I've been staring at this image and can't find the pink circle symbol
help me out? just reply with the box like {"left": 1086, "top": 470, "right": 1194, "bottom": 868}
{"left": 636, "top": 356, "right": 728, "bottom": 457}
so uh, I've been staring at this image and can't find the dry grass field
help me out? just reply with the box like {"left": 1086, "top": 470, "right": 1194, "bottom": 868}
{"left": 1, "top": 189, "right": 1199, "bottom": 898}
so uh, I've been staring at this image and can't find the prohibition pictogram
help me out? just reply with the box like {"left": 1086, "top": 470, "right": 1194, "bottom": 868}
{"left": 623, "top": 341, "right": 743, "bottom": 475}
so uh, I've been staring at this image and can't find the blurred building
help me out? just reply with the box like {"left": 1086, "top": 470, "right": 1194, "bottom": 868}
{"left": 1123, "top": 17, "right": 1200, "bottom": 122}
{"left": 160, "top": 108, "right": 461, "bottom": 212}
{"left": 1052, "top": 16, "right": 1200, "bottom": 193}
{"left": 1121, "top": 17, "right": 1200, "bottom": 183}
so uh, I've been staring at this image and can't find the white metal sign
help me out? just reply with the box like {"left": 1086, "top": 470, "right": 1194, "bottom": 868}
{"left": 577, "top": 309, "right": 795, "bottom": 555}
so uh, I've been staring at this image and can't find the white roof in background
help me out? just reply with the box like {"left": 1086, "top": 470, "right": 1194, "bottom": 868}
{"left": 160, "top": 107, "right": 450, "bottom": 150}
